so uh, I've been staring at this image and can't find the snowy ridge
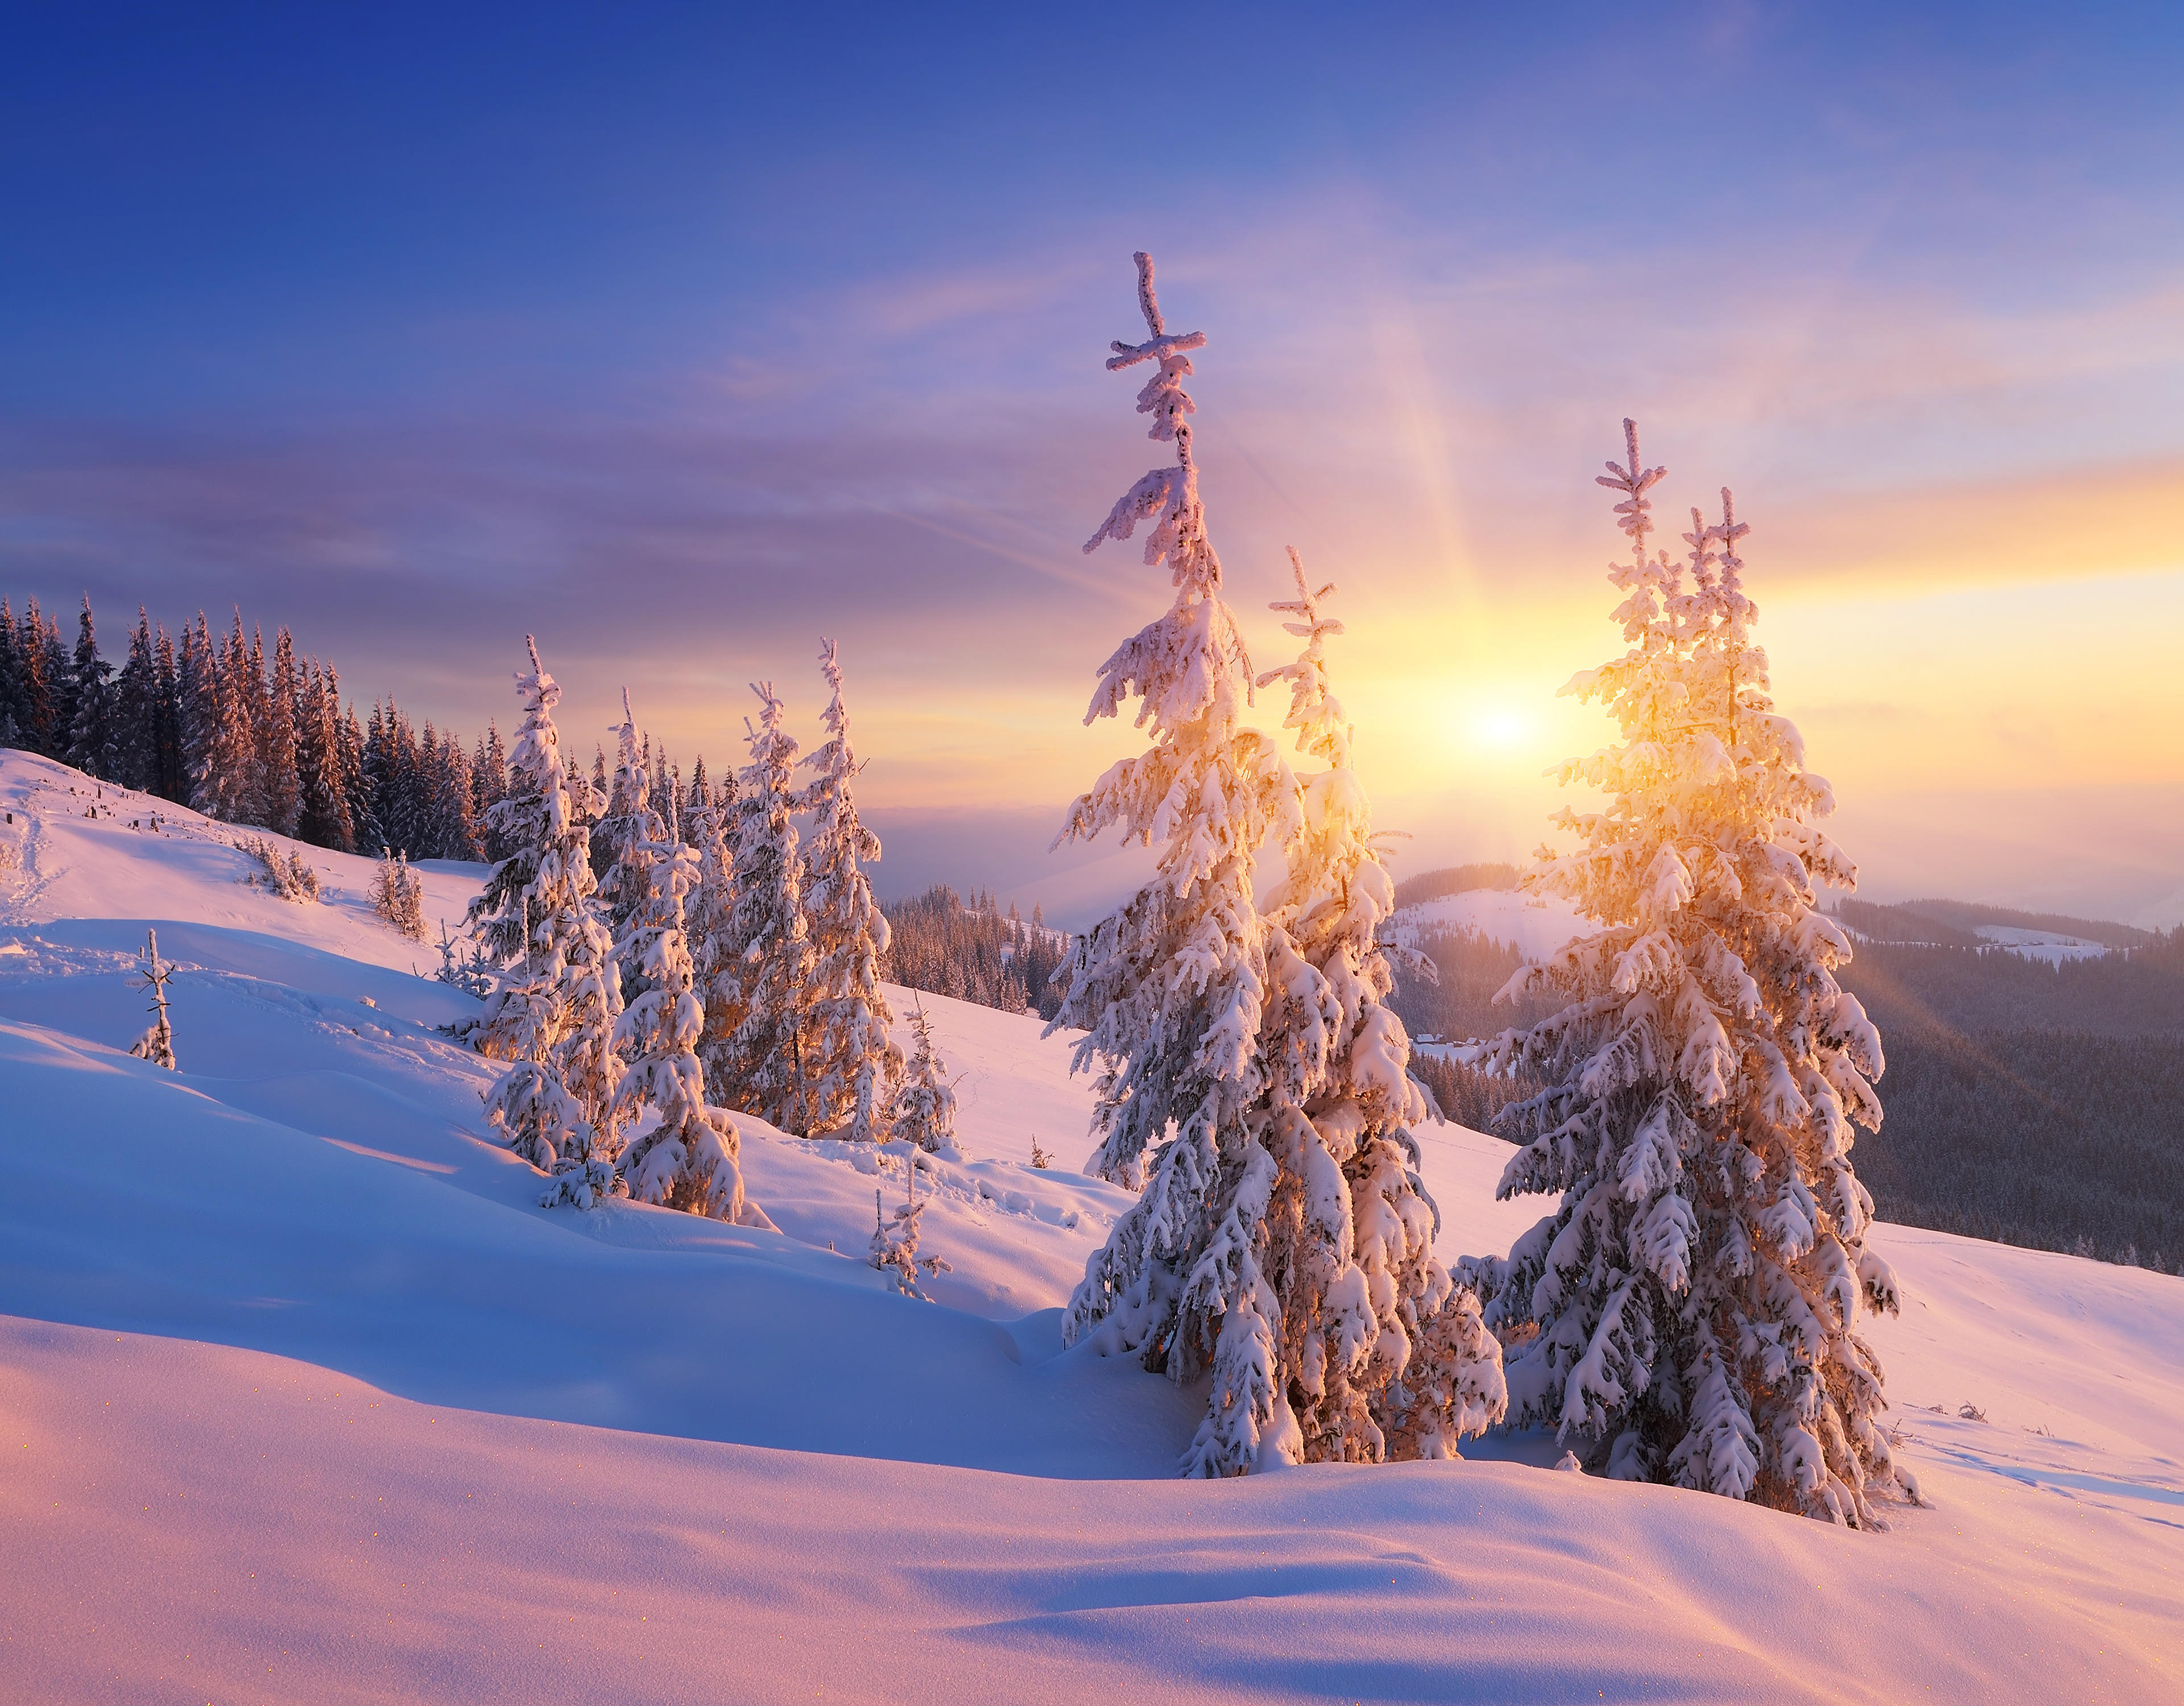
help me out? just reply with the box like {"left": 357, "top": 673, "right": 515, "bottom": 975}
{"left": 1, "top": 748, "right": 2181, "bottom": 1701}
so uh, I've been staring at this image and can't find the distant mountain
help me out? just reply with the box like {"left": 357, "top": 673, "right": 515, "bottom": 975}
{"left": 1871, "top": 897, "right": 2157, "bottom": 952}
{"left": 1389, "top": 861, "right": 1519, "bottom": 910}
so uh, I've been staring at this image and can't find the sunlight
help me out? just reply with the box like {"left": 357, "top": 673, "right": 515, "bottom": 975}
{"left": 1466, "top": 705, "right": 1532, "bottom": 752}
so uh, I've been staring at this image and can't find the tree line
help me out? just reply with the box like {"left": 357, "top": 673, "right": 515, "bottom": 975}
{"left": 879, "top": 885, "right": 1068, "bottom": 1020}
{"left": 0, "top": 589, "right": 737, "bottom": 868}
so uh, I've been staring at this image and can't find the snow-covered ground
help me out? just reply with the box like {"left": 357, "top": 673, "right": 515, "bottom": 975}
{"left": 2, "top": 748, "right": 2179, "bottom": 1704}
{"left": 1391, "top": 885, "right": 1585, "bottom": 958}
{"left": 1970, "top": 924, "right": 2113, "bottom": 965}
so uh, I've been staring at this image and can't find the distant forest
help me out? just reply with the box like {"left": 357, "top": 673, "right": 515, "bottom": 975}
{"left": 1386, "top": 868, "right": 2184, "bottom": 1274}
{"left": 880, "top": 885, "right": 1068, "bottom": 1022}
{"left": 0, "top": 589, "right": 729, "bottom": 866}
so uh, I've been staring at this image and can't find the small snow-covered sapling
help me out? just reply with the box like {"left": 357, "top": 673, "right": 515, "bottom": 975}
{"left": 127, "top": 928, "right": 178, "bottom": 1070}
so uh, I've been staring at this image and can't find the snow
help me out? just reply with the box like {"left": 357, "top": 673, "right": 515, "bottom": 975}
{"left": 1392, "top": 885, "right": 1586, "bottom": 958}
{"left": 1971, "top": 924, "right": 2112, "bottom": 965}
{"left": 2, "top": 747, "right": 2182, "bottom": 1701}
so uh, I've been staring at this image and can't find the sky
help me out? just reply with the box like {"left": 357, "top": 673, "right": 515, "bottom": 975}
{"left": 3, "top": 2, "right": 2182, "bottom": 925}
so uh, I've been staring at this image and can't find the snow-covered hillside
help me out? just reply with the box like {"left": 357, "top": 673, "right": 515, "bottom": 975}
{"left": 2, "top": 748, "right": 2179, "bottom": 1704}
{"left": 1391, "top": 884, "right": 1585, "bottom": 958}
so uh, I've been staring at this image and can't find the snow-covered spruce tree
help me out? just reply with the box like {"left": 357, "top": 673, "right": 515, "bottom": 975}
{"left": 127, "top": 928, "right": 178, "bottom": 1070}
{"left": 1236, "top": 551, "right": 1505, "bottom": 1468}
{"left": 595, "top": 690, "right": 667, "bottom": 1006}
{"left": 1050, "top": 253, "right": 1309, "bottom": 1476}
{"left": 1480, "top": 421, "right": 1909, "bottom": 1523}
{"left": 890, "top": 1000, "right": 958, "bottom": 1154}
{"left": 799, "top": 639, "right": 901, "bottom": 1140}
{"left": 608, "top": 717, "right": 759, "bottom": 1223}
{"left": 868, "top": 1167, "right": 952, "bottom": 1298}
{"left": 701, "top": 681, "right": 816, "bottom": 1132}
{"left": 371, "top": 847, "right": 427, "bottom": 938}
{"left": 466, "top": 637, "right": 626, "bottom": 1207}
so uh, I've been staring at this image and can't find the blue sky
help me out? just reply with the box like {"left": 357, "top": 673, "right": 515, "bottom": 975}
{"left": 5, "top": 2, "right": 2182, "bottom": 919}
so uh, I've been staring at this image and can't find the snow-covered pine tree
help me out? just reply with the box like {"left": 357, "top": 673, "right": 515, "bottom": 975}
{"left": 595, "top": 690, "right": 665, "bottom": 1005}
{"left": 127, "top": 928, "right": 178, "bottom": 1070}
{"left": 868, "top": 1163, "right": 953, "bottom": 1299}
{"left": 890, "top": 1000, "right": 958, "bottom": 1154}
{"left": 799, "top": 639, "right": 901, "bottom": 1140}
{"left": 1479, "top": 420, "right": 1910, "bottom": 1524}
{"left": 608, "top": 733, "right": 761, "bottom": 1224}
{"left": 296, "top": 660, "right": 357, "bottom": 851}
{"left": 65, "top": 595, "right": 116, "bottom": 781}
{"left": 201, "top": 615, "right": 262, "bottom": 825}
{"left": 467, "top": 637, "right": 626, "bottom": 1207}
{"left": 1220, "top": 550, "right": 1507, "bottom": 1471}
{"left": 14, "top": 599, "right": 60, "bottom": 755}
{"left": 1050, "top": 253, "right": 1307, "bottom": 1475}
{"left": 685, "top": 785, "right": 737, "bottom": 1051}
{"left": 262, "top": 629, "right": 304, "bottom": 838}
{"left": 702, "top": 681, "right": 817, "bottom": 1132}
{"left": 180, "top": 615, "right": 217, "bottom": 815}
{"left": 151, "top": 624, "right": 186, "bottom": 803}
{"left": 113, "top": 611, "right": 159, "bottom": 793}
{"left": 371, "top": 846, "right": 427, "bottom": 938}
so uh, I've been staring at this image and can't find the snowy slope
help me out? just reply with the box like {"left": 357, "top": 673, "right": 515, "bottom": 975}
{"left": 2, "top": 748, "right": 2181, "bottom": 1704}
{"left": 1392, "top": 885, "right": 1586, "bottom": 957}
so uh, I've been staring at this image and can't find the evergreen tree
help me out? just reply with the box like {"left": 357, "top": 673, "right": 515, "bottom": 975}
{"left": 610, "top": 770, "right": 757, "bottom": 1222}
{"left": 0, "top": 597, "right": 22, "bottom": 746}
{"left": 593, "top": 691, "right": 663, "bottom": 998}
{"left": 261, "top": 629, "right": 304, "bottom": 837}
{"left": 434, "top": 728, "right": 482, "bottom": 859}
{"left": 113, "top": 610, "right": 159, "bottom": 792}
{"left": 704, "top": 681, "right": 817, "bottom": 1132}
{"left": 201, "top": 615, "right": 262, "bottom": 823}
{"left": 1241, "top": 552, "right": 1504, "bottom": 1468}
{"left": 180, "top": 614, "right": 218, "bottom": 813}
{"left": 799, "top": 639, "right": 901, "bottom": 1140}
{"left": 371, "top": 846, "right": 427, "bottom": 938}
{"left": 339, "top": 694, "right": 376, "bottom": 852}
{"left": 890, "top": 1001, "right": 958, "bottom": 1153}
{"left": 296, "top": 660, "right": 357, "bottom": 851}
{"left": 151, "top": 624, "right": 185, "bottom": 802}
{"left": 239, "top": 622, "right": 273, "bottom": 823}
{"left": 63, "top": 595, "right": 117, "bottom": 780}
{"left": 468, "top": 638, "right": 625, "bottom": 1207}
{"left": 1479, "top": 422, "right": 1912, "bottom": 1524}
{"left": 473, "top": 722, "right": 509, "bottom": 858}
{"left": 1050, "top": 254, "right": 1306, "bottom": 1476}
{"left": 17, "top": 598, "right": 59, "bottom": 754}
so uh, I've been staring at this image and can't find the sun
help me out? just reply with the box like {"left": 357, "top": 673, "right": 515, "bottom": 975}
{"left": 1468, "top": 706, "right": 1532, "bottom": 751}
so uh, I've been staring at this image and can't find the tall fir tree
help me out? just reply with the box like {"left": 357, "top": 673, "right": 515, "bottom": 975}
{"left": 339, "top": 696, "right": 375, "bottom": 851}
{"left": 261, "top": 629, "right": 304, "bottom": 837}
{"left": 703, "top": 681, "right": 817, "bottom": 1132}
{"left": 113, "top": 610, "right": 160, "bottom": 792}
{"left": 201, "top": 615, "right": 263, "bottom": 823}
{"left": 296, "top": 660, "right": 357, "bottom": 851}
{"left": 468, "top": 639, "right": 626, "bottom": 1207}
{"left": 610, "top": 762, "right": 759, "bottom": 1223}
{"left": 593, "top": 692, "right": 664, "bottom": 1000}
{"left": 16, "top": 598, "right": 59, "bottom": 754}
{"left": 1050, "top": 254, "right": 1308, "bottom": 1476}
{"left": 1236, "top": 552, "right": 1504, "bottom": 1469}
{"left": 63, "top": 595, "right": 116, "bottom": 780}
{"left": 180, "top": 614, "right": 218, "bottom": 813}
{"left": 0, "top": 597, "right": 22, "bottom": 746}
{"left": 1479, "top": 422, "right": 1912, "bottom": 1524}
{"left": 797, "top": 639, "right": 901, "bottom": 1141}
{"left": 151, "top": 623, "right": 185, "bottom": 801}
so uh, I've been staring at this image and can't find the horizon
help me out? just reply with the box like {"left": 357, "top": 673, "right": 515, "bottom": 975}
{"left": 5, "top": 3, "right": 2180, "bottom": 927}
